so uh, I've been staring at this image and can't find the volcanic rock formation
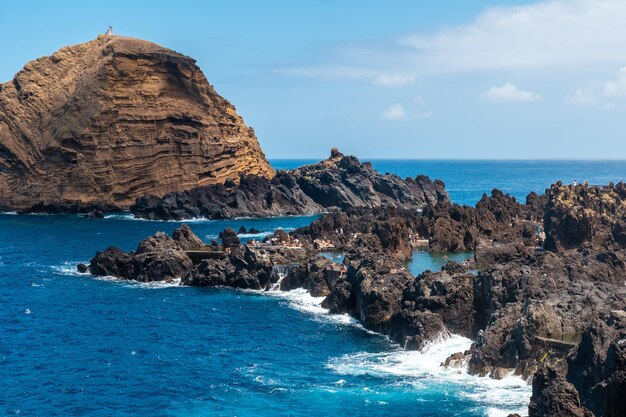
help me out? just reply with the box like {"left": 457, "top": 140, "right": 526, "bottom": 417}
{"left": 131, "top": 150, "right": 449, "bottom": 220}
{"left": 0, "top": 35, "right": 273, "bottom": 210}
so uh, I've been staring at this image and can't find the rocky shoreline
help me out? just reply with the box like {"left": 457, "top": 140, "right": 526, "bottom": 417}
{"left": 79, "top": 180, "right": 626, "bottom": 417}
{"left": 7, "top": 149, "right": 449, "bottom": 219}
{"left": 129, "top": 148, "right": 449, "bottom": 220}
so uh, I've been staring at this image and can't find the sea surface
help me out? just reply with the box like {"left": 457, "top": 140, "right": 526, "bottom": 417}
{"left": 2, "top": 160, "right": 624, "bottom": 417}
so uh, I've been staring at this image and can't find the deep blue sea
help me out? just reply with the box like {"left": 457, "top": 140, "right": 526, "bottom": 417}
{"left": 2, "top": 160, "right": 624, "bottom": 417}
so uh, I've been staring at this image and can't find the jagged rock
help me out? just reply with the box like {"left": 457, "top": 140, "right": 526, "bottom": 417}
{"left": 528, "top": 366, "right": 593, "bottom": 417}
{"left": 131, "top": 151, "right": 449, "bottom": 220}
{"left": 293, "top": 207, "right": 421, "bottom": 261}
{"left": 474, "top": 242, "right": 530, "bottom": 268}
{"left": 442, "top": 351, "right": 470, "bottom": 369}
{"left": 219, "top": 228, "right": 240, "bottom": 247}
{"left": 181, "top": 246, "right": 272, "bottom": 290}
{"left": 280, "top": 256, "right": 335, "bottom": 297}
{"left": 388, "top": 310, "right": 447, "bottom": 350}
{"left": 87, "top": 225, "right": 201, "bottom": 282}
{"left": 544, "top": 182, "right": 626, "bottom": 252}
{"left": 345, "top": 254, "right": 414, "bottom": 333}
{"left": 172, "top": 224, "right": 204, "bottom": 250}
{"left": 468, "top": 249, "right": 626, "bottom": 377}
{"left": 0, "top": 36, "right": 273, "bottom": 211}
{"left": 321, "top": 280, "right": 355, "bottom": 314}
{"left": 566, "top": 315, "right": 626, "bottom": 417}
{"left": 418, "top": 189, "right": 542, "bottom": 252}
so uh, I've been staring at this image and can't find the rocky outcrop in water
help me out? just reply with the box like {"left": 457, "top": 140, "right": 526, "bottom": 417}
{"left": 0, "top": 35, "right": 273, "bottom": 211}
{"left": 84, "top": 182, "right": 626, "bottom": 417}
{"left": 130, "top": 150, "right": 449, "bottom": 220}
{"left": 89, "top": 224, "right": 200, "bottom": 282}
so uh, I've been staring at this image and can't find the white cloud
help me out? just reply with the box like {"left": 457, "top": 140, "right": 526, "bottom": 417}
{"left": 284, "top": 0, "right": 626, "bottom": 79}
{"left": 604, "top": 67, "right": 626, "bottom": 98}
{"left": 382, "top": 103, "right": 406, "bottom": 120}
{"left": 568, "top": 88, "right": 596, "bottom": 105}
{"left": 281, "top": 67, "right": 415, "bottom": 87}
{"left": 482, "top": 83, "right": 540, "bottom": 102}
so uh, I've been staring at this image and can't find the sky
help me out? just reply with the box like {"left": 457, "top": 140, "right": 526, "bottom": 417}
{"left": 1, "top": 0, "right": 626, "bottom": 159}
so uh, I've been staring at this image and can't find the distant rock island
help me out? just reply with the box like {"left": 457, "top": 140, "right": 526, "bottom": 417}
{"left": 0, "top": 35, "right": 273, "bottom": 211}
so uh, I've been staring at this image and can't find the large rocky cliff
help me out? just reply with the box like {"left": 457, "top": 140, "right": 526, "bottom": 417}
{"left": 0, "top": 35, "right": 273, "bottom": 209}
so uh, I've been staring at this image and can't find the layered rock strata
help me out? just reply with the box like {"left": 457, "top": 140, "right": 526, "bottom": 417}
{"left": 0, "top": 35, "right": 273, "bottom": 210}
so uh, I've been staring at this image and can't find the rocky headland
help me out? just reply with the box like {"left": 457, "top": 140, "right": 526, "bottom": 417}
{"left": 0, "top": 35, "right": 273, "bottom": 211}
{"left": 130, "top": 148, "right": 449, "bottom": 220}
{"left": 81, "top": 181, "right": 626, "bottom": 416}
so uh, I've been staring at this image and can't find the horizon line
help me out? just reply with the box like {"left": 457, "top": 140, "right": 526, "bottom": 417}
{"left": 268, "top": 157, "right": 626, "bottom": 162}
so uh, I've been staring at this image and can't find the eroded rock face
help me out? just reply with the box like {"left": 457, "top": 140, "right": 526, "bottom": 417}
{"left": 0, "top": 35, "right": 273, "bottom": 210}
{"left": 566, "top": 315, "right": 626, "bottom": 417}
{"left": 528, "top": 366, "right": 593, "bottom": 417}
{"left": 544, "top": 182, "right": 626, "bottom": 252}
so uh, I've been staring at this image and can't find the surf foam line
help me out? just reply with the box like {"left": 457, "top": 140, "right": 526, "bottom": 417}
{"left": 327, "top": 334, "right": 532, "bottom": 417}
{"left": 51, "top": 261, "right": 182, "bottom": 289}
{"left": 53, "top": 262, "right": 530, "bottom": 415}
{"left": 204, "top": 227, "right": 296, "bottom": 241}
{"left": 103, "top": 213, "right": 217, "bottom": 223}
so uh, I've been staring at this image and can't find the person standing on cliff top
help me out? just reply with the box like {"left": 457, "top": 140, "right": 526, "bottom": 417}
{"left": 105, "top": 26, "right": 113, "bottom": 36}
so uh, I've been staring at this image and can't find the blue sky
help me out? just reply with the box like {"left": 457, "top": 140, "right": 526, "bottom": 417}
{"left": 1, "top": 0, "right": 626, "bottom": 159}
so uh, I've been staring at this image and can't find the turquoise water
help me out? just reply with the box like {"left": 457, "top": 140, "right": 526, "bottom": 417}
{"left": 407, "top": 252, "right": 474, "bottom": 276}
{"left": 8, "top": 159, "right": 625, "bottom": 417}
{"left": 271, "top": 159, "right": 626, "bottom": 205}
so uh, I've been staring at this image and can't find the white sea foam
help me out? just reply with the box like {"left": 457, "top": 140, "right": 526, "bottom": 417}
{"left": 205, "top": 227, "right": 295, "bottom": 241}
{"left": 263, "top": 288, "right": 377, "bottom": 332}
{"left": 236, "top": 232, "right": 274, "bottom": 239}
{"left": 50, "top": 261, "right": 91, "bottom": 277}
{"left": 51, "top": 257, "right": 531, "bottom": 414}
{"left": 103, "top": 213, "right": 216, "bottom": 223}
{"left": 51, "top": 261, "right": 182, "bottom": 289}
{"left": 326, "top": 335, "right": 532, "bottom": 416}
{"left": 90, "top": 274, "right": 182, "bottom": 289}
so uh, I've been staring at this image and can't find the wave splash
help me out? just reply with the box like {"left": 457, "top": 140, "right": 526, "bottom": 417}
{"left": 327, "top": 335, "right": 532, "bottom": 417}
{"left": 50, "top": 260, "right": 531, "bottom": 416}
{"left": 50, "top": 261, "right": 181, "bottom": 289}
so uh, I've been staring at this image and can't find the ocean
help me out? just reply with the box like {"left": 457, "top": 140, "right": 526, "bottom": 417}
{"left": 2, "top": 160, "right": 624, "bottom": 417}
